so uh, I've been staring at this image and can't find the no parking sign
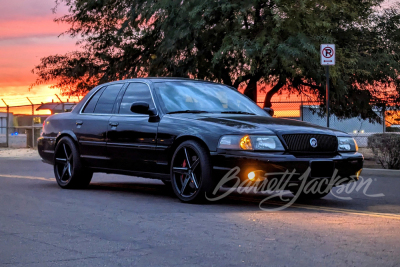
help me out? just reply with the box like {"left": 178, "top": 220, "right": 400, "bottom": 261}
{"left": 321, "top": 44, "right": 335, "bottom": 65}
{"left": 320, "top": 44, "right": 335, "bottom": 128}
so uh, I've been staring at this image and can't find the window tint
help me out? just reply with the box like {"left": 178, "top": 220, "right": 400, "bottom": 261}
{"left": 154, "top": 81, "right": 267, "bottom": 116}
{"left": 93, "top": 84, "right": 123, "bottom": 114}
{"left": 82, "top": 87, "right": 105, "bottom": 113}
{"left": 119, "top": 83, "right": 155, "bottom": 114}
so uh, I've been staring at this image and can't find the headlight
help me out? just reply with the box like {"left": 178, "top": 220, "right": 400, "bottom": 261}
{"left": 337, "top": 137, "right": 358, "bottom": 152}
{"left": 218, "top": 135, "right": 285, "bottom": 151}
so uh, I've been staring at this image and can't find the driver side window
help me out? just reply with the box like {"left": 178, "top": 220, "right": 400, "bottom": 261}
{"left": 119, "top": 83, "right": 155, "bottom": 114}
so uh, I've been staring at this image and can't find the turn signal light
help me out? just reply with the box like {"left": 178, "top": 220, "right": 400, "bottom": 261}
{"left": 240, "top": 135, "right": 253, "bottom": 150}
{"left": 356, "top": 169, "right": 362, "bottom": 179}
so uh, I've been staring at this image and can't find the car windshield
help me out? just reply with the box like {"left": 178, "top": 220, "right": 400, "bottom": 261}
{"left": 154, "top": 81, "right": 268, "bottom": 116}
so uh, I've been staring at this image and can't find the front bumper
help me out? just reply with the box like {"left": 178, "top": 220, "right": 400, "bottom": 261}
{"left": 210, "top": 150, "right": 363, "bottom": 189}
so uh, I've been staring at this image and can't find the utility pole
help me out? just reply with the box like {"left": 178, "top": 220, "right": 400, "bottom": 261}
{"left": 26, "top": 97, "right": 34, "bottom": 115}
{"left": 2, "top": 99, "right": 9, "bottom": 148}
{"left": 26, "top": 97, "right": 35, "bottom": 148}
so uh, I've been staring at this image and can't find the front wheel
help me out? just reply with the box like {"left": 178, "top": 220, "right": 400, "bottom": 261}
{"left": 170, "top": 140, "right": 215, "bottom": 203}
{"left": 54, "top": 137, "right": 93, "bottom": 189}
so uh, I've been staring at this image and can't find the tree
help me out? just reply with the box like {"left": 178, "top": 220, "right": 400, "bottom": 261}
{"left": 32, "top": 0, "right": 400, "bottom": 121}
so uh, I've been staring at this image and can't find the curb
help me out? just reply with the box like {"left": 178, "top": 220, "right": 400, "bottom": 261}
{"left": 362, "top": 168, "right": 400, "bottom": 177}
{"left": 363, "top": 168, "right": 400, "bottom": 172}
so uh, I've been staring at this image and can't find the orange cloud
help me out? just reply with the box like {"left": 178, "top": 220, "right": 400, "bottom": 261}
{"left": 0, "top": 17, "right": 70, "bottom": 40}
{"left": 0, "top": 0, "right": 78, "bottom": 109}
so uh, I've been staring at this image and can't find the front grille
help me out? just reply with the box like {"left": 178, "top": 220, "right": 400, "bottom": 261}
{"left": 282, "top": 134, "right": 338, "bottom": 153}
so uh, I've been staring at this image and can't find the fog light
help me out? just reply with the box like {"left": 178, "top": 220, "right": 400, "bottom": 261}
{"left": 248, "top": 171, "right": 256, "bottom": 180}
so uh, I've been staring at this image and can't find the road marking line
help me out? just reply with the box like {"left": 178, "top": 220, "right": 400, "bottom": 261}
{"left": 0, "top": 174, "right": 54, "bottom": 181}
{"left": 230, "top": 196, "right": 400, "bottom": 220}
{"left": 1, "top": 173, "right": 400, "bottom": 220}
{"left": 274, "top": 201, "right": 400, "bottom": 220}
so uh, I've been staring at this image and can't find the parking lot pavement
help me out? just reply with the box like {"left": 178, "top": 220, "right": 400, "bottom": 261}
{"left": 1, "top": 155, "right": 400, "bottom": 266}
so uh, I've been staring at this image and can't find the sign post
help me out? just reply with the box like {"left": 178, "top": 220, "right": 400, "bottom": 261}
{"left": 320, "top": 44, "right": 335, "bottom": 128}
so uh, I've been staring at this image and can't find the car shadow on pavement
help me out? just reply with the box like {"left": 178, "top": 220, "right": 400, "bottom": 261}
{"left": 80, "top": 181, "right": 348, "bottom": 211}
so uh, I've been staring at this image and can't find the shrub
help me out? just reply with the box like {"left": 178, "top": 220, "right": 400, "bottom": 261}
{"left": 386, "top": 127, "right": 400, "bottom": 132}
{"left": 368, "top": 133, "right": 400, "bottom": 169}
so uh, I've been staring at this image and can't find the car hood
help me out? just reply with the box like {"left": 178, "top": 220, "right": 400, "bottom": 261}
{"left": 174, "top": 114, "right": 347, "bottom": 136}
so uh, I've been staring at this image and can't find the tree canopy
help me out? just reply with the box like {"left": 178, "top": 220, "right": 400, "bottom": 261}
{"left": 32, "top": 0, "right": 400, "bottom": 121}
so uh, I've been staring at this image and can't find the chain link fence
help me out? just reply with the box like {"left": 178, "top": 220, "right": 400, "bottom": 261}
{"left": 0, "top": 96, "right": 396, "bottom": 148}
{"left": 259, "top": 100, "right": 392, "bottom": 147}
{"left": 0, "top": 95, "right": 79, "bottom": 148}
{"left": 0, "top": 104, "right": 49, "bottom": 148}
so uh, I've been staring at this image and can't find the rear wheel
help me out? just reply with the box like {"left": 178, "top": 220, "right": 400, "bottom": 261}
{"left": 54, "top": 137, "right": 93, "bottom": 189}
{"left": 170, "top": 140, "right": 214, "bottom": 203}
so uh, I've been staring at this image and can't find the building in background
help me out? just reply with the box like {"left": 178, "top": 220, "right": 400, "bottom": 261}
{"left": 35, "top": 102, "right": 77, "bottom": 114}
{"left": 0, "top": 102, "right": 77, "bottom": 148}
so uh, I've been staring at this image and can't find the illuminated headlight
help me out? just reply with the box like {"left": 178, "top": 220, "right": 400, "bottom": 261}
{"left": 337, "top": 137, "right": 358, "bottom": 152}
{"left": 218, "top": 135, "right": 285, "bottom": 151}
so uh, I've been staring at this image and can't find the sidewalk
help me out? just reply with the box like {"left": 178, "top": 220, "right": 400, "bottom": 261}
{"left": 0, "top": 148, "right": 40, "bottom": 159}
{"left": 362, "top": 168, "right": 400, "bottom": 178}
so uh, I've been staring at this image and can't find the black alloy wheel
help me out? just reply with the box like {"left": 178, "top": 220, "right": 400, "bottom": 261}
{"left": 54, "top": 137, "right": 93, "bottom": 189}
{"left": 170, "top": 140, "right": 214, "bottom": 203}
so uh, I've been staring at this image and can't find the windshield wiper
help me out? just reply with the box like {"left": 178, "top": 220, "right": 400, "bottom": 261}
{"left": 167, "top": 110, "right": 210, "bottom": 114}
{"left": 220, "top": 111, "right": 255, "bottom": 115}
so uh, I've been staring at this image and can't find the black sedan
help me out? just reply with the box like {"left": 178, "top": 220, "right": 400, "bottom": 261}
{"left": 38, "top": 78, "right": 363, "bottom": 202}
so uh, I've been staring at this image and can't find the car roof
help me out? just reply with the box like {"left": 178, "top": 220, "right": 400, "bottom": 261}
{"left": 98, "top": 77, "right": 230, "bottom": 87}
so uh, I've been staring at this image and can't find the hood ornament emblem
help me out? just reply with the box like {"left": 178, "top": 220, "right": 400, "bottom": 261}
{"left": 310, "top": 138, "right": 318, "bottom": 148}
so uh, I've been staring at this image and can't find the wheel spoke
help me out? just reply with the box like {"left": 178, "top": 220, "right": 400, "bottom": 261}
{"left": 63, "top": 144, "right": 69, "bottom": 159}
{"left": 180, "top": 176, "right": 190, "bottom": 195}
{"left": 60, "top": 165, "right": 68, "bottom": 180}
{"left": 191, "top": 173, "right": 199, "bottom": 189}
{"left": 173, "top": 167, "right": 189, "bottom": 175}
{"left": 183, "top": 147, "right": 191, "bottom": 169}
{"left": 191, "top": 158, "right": 200, "bottom": 171}
{"left": 55, "top": 158, "right": 67, "bottom": 163}
{"left": 67, "top": 163, "right": 72, "bottom": 177}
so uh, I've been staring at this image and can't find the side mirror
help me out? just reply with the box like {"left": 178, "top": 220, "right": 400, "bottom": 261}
{"left": 130, "top": 102, "right": 158, "bottom": 117}
{"left": 263, "top": 107, "right": 274, "bottom": 117}
{"left": 131, "top": 102, "right": 149, "bottom": 114}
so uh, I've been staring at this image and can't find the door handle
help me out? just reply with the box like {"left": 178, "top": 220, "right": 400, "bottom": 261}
{"left": 109, "top": 122, "right": 119, "bottom": 127}
{"left": 76, "top": 120, "right": 83, "bottom": 125}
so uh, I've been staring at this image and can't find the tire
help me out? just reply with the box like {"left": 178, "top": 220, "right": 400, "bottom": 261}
{"left": 54, "top": 137, "right": 93, "bottom": 189}
{"left": 170, "top": 140, "right": 215, "bottom": 203}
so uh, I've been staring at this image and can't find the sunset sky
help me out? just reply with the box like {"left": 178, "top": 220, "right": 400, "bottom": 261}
{"left": 0, "top": 0, "right": 395, "bottom": 115}
{"left": 0, "top": 0, "right": 305, "bottom": 110}
{"left": 0, "top": 0, "right": 77, "bottom": 107}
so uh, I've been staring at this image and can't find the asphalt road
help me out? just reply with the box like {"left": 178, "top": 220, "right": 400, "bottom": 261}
{"left": 0, "top": 155, "right": 400, "bottom": 267}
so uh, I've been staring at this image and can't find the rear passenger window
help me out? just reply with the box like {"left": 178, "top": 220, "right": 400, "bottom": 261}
{"left": 82, "top": 87, "right": 105, "bottom": 113}
{"left": 93, "top": 84, "right": 123, "bottom": 114}
{"left": 119, "top": 83, "right": 155, "bottom": 114}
